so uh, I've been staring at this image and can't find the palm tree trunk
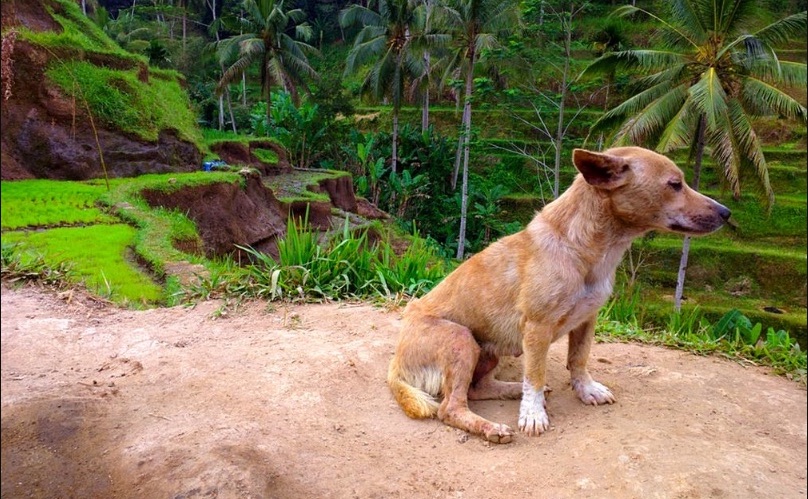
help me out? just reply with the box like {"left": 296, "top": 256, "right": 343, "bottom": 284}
{"left": 182, "top": 7, "right": 187, "bottom": 55}
{"left": 674, "top": 114, "right": 707, "bottom": 311}
{"left": 242, "top": 73, "right": 247, "bottom": 106}
{"left": 422, "top": 52, "right": 430, "bottom": 132}
{"left": 392, "top": 109, "right": 399, "bottom": 174}
{"left": 392, "top": 55, "right": 402, "bottom": 174}
{"left": 262, "top": 59, "right": 271, "bottom": 136}
{"left": 452, "top": 101, "right": 470, "bottom": 190}
{"left": 456, "top": 63, "right": 474, "bottom": 260}
{"left": 218, "top": 95, "right": 225, "bottom": 130}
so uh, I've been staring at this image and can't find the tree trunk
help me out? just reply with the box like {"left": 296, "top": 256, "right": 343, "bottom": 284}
{"left": 422, "top": 52, "right": 430, "bottom": 132}
{"left": 452, "top": 100, "right": 470, "bottom": 190}
{"left": 392, "top": 109, "right": 399, "bottom": 174}
{"left": 456, "top": 60, "right": 475, "bottom": 260}
{"left": 242, "top": 72, "right": 247, "bottom": 106}
{"left": 392, "top": 54, "right": 402, "bottom": 174}
{"left": 674, "top": 114, "right": 707, "bottom": 311}
{"left": 181, "top": 0, "right": 187, "bottom": 55}
{"left": 218, "top": 94, "right": 225, "bottom": 130}
{"left": 225, "top": 85, "right": 237, "bottom": 134}
{"left": 553, "top": 5, "right": 573, "bottom": 199}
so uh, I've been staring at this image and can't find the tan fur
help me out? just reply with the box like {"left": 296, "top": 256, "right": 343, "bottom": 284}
{"left": 388, "top": 146, "right": 731, "bottom": 444}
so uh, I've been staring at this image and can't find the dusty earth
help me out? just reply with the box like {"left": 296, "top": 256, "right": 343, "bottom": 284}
{"left": 1, "top": 282, "right": 806, "bottom": 499}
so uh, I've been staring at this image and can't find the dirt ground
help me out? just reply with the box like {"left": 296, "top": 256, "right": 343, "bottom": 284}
{"left": 2, "top": 282, "right": 806, "bottom": 499}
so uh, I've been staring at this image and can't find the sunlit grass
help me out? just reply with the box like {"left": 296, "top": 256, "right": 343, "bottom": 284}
{"left": 1, "top": 179, "right": 118, "bottom": 230}
{"left": 2, "top": 225, "right": 163, "bottom": 305}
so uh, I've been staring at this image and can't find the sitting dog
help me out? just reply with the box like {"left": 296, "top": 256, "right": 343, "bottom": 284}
{"left": 388, "top": 146, "right": 730, "bottom": 443}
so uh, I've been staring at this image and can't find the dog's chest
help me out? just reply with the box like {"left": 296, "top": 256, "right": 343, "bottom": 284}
{"left": 572, "top": 279, "right": 613, "bottom": 316}
{"left": 562, "top": 255, "right": 621, "bottom": 331}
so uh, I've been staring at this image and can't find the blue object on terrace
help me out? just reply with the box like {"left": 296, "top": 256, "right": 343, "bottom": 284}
{"left": 203, "top": 160, "right": 228, "bottom": 172}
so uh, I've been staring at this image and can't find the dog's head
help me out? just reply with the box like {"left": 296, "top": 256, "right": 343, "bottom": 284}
{"left": 571, "top": 147, "right": 731, "bottom": 236}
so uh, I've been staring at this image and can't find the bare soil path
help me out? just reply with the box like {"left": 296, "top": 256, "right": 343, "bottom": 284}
{"left": 2, "top": 283, "right": 806, "bottom": 499}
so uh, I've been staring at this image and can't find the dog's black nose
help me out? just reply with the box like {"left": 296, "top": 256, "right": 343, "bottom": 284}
{"left": 717, "top": 204, "right": 731, "bottom": 221}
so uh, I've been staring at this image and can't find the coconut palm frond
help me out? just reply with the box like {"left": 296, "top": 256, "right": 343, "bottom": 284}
{"left": 713, "top": 0, "right": 759, "bottom": 35}
{"left": 344, "top": 35, "right": 387, "bottom": 75}
{"left": 339, "top": 4, "right": 382, "bottom": 29}
{"left": 689, "top": 68, "right": 729, "bottom": 131}
{"left": 728, "top": 99, "right": 774, "bottom": 209}
{"left": 218, "top": 54, "right": 257, "bottom": 93}
{"left": 707, "top": 122, "right": 742, "bottom": 199}
{"left": 590, "top": 80, "right": 678, "bottom": 135}
{"left": 752, "top": 10, "right": 807, "bottom": 46}
{"left": 633, "top": 66, "right": 688, "bottom": 90}
{"left": 612, "top": 83, "right": 690, "bottom": 146}
{"left": 668, "top": 0, "right": 707, "bottom": 41}
{"left": 748, "top": 60, "right": 808, "bottom": 89}
{"left": 742, "top": 77, "right": 808, "bottom": 122}
{"left": 656, "top": 90, "right": 698, "bottom": 152}
{"left": 474, "top": 33, "right": 501, "bottom": 54}
{"left": 581, "top": 50, "right": 685, "bottom": 78}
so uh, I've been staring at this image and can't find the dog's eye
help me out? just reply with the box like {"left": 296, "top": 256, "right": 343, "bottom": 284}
{"left": 668, "top": 180, "right": 683, "bottom": 192}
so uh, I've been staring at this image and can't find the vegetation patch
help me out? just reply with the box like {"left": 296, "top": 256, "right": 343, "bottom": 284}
{"left": 264, "top": 169, "right": 350, "bottom": 203}
{"left": 46, "top": 60, "right": 202, "bottom": 145}
{"left": 598, "top": 304, "right": 806, "bottom": 384}
{"left": 1, "top": 179, "right": 118, "bottom": 230}
{"left": 19, "top": 0, "right": 136, "bottom": 60}
{"left": 2, "top": 225, "right": 163, "bottom": 305}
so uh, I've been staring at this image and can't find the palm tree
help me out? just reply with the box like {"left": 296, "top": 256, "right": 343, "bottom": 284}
{"left": 216, "top": 0, "right": 319, "bottom": 132}
{"left": 583, "top": 0, "right": 807, "bottom": 310}
{"left": 432, "top": 0, "right": 521, "bottom": 259}
{"left": 340, "top": 0, "right": 432, "bottom": 174}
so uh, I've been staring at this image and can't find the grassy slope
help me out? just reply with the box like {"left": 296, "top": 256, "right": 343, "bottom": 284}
{"left": 19, "top": 0, "right": 204, "bottom": 151}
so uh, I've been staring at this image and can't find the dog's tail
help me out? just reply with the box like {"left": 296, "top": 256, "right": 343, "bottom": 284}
{"left": 387, "top": 358, "right": 440, "bottom": 419}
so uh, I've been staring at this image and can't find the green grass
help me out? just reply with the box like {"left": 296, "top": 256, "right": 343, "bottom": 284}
{"left": 2, "top": 225, "right": 163, "bottom": 305}
{"left": 0, "top": 174, "right": 245, "bottom": 307}
{"left": 596, "top": 312, "right": 806, "bottom": 384}
{"left": 263, "top": 169, "right": 351, "bottom": 203}
{"left": 19, "top": 0, "right": 137, "bottom": 60}
{"left": 1, "top": 179, "right": 118, "bottom": 230}
{"left": 99, "top": 172, "right": 243, "bottom": 276}
{"left": 45, "top": 60, "right": 202, "bottom": 146}
{"left": 181, "top": 215, "right": 448, "bottom": 304}
{"left": 253, "top": 148, "right": 280, "bottom": 165}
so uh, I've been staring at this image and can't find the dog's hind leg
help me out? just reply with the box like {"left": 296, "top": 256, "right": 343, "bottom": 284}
{"left": 436, "top": 324, "right": 515, "bottom": 444}
{"left": 567, "top": 316, "right": 615, "bottom": 405}
{"left": 468, "top": 349, "right": 522, "bottom": 401}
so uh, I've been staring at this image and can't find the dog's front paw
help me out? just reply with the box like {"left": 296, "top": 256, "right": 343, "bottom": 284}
{"left": 573, "top": 379, "right": 615, "bottom": 405}
{"left": 483, "top": 423, "right": 515, "bottom": 444}
{"left": 518, "top": 379, "right": 550, "bottom": 436}
{"left": 518, "top": 407, "right": 550, "bottom": 436}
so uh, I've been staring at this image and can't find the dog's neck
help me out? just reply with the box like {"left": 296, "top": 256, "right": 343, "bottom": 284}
{"left": 532, "top": 176, "right": 645, "bottom": 258}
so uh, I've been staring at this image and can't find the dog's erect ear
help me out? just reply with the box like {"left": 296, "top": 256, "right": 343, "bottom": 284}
{"left": 572, "top": 149, "right": 630, "bottom": 189}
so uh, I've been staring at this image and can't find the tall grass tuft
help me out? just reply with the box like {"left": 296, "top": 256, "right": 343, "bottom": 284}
{"left": 229, "top": 215, "right": 446, "bottom": 303}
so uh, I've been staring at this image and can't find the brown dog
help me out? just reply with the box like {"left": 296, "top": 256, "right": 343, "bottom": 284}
{"left": 388, "top": 146, "right": 730, "bottom": 443}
